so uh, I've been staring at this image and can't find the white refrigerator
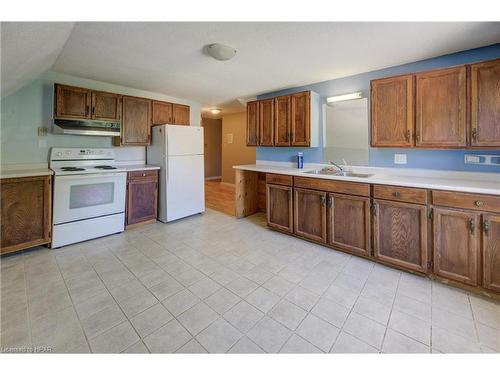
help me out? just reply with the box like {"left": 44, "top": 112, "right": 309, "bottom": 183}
{"left": 147, "top": 125, "right": 205, "bottom": 222}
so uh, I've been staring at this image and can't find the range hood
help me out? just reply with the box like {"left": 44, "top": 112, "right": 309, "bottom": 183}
{"left": 53, "top": 119, "right": 120, "bottom": 137}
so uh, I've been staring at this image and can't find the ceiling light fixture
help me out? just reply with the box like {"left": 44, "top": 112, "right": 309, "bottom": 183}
{"left": 209, "top": 108, "right": 222, "bottom": 115}
{"left": 326, "top": 91, "right": 363, "bottom": 104}
{"left": 206, "top": 43, "right": 237, "bottom": 61}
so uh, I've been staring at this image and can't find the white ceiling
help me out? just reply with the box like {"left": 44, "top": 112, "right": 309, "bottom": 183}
{"left": 2, "top": 22, "right": 500, "bottom": 116}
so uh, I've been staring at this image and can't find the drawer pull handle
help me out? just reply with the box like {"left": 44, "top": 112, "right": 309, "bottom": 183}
{"left": 142, "top": 173, "right": 146, "bottom": 177}
{"left": 468, "top": 218, "right": 475, "bottom": 235}
{"left": 393, "top": 191, "right": 401, "bottom": 198}
{"left": 483, "top": 220, "right": 490, "bottom": 235}
{"left": 474, "top": 200, "right": 484, "bottom": 207}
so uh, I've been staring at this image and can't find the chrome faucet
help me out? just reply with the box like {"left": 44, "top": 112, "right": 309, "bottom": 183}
{"left": 329, "top": 161, "right": 344, "bottom": 171}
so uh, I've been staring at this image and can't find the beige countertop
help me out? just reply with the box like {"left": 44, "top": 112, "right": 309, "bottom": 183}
{"left": 234, "top": 162, "right": 500, "bottom": 196}
{"left": 0, "top": 165, "right": 54, "bottom": 179}
{"left": 117, "top": 164, "right": 161, "bottom": 172}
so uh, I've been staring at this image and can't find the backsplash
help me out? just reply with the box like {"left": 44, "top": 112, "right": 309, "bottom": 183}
{"left": 0, "top": 70, "right": 201, "bottom": 165}
{"left": 256, "top": 43, "right": 500, "bottom": 173}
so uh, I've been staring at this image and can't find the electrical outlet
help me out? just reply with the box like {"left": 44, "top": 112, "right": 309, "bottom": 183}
{"left": 394, "top": 154, "right": 407, "bottom": 165}
{"left": 38, "top": 127, "right": 47, "bottom": 136}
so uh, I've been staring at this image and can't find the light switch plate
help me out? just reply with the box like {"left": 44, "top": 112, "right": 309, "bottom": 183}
{"left": 38, "top": 127, "right": 47, "bottom": 136}
{"left": 227, "top": 133, "right": 233, "bottom": 144}
{"left": 394, "top": 154, "right": 407, "bottom": 164}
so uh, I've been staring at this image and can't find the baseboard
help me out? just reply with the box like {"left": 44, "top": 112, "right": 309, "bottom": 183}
{"left": 220, "top": 182, "right": 235, "bottom": 187}
{"left": 205, "top": 176, "right": 222, "bottom": 180}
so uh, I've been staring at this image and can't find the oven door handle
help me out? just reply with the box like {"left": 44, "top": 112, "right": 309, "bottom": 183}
{"left": 55, "top": 172, "right": 126, "bottom": 180}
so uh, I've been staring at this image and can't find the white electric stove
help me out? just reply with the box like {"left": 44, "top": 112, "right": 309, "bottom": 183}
{"left": 50, "top": 147, "right": 127, "bottom": 248}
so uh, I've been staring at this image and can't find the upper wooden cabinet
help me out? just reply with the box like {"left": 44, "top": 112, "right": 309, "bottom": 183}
{"left": 470, "top": 58, "right": 500, "bottom": 147}
{"left": 55, "top": 84, "right": 92, "bottom": 119}
{"left": 152, "top": 100, "right": 173, "bottom": 125}
{"left": 173, "top": 104, "right": 190, "bottom": 125}
{"left": 1, "top": 176, "right": 52, "bottom": 255}
{"left": 291, "top": 91, "right": 311, "bottom": 146}
{"left": 415, "top": 66, "right": 467, "bottom": 148}
{"left": 246, "top": 91, "right": 319, "bottom": 147}
{"left": 371, "top": 75, "right": 414, "bottom": 147}
{"left": 259, "top": 99, "right": 275, "bottom": 146}
{"left": 91, "top": 90, "right": 121, "bottom": 121}
{"left": 246, "top": 101, "right": 259, "bottom": 146}
{"left": 121, "top": 96, "right": 152, "bottom": 146}
{"left": 275, "top": 96, "right": 291, "bottom": 146}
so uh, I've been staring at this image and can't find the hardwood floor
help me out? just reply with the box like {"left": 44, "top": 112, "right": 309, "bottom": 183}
{"left": 205, "top": 179, "right": 235, "bottom": 216}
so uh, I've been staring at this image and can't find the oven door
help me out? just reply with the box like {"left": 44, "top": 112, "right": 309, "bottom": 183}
{"left": 53, "top": 172, "right": 126, "bottom": 224}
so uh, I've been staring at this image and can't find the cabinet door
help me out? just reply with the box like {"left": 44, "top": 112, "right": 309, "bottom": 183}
{"left": 415, "top": 66, "right": 467, "bottom": 148}
{"left": 266, "top": 184, "right": 293, "bottom": 233}
{"left": 294, "top": 188, "right": 326, "bottom": 243}
{"left": 54, "top": 84, "right": 91, "bottom": 119}
{"left": 471, "top": 59, "right": 500, "bottom": 147}
{"left": 121, "top": 96, "right": 152, "bottom": 145}
{"left": 126, "top": 176, "right": 158, "bottom": 226}
{"left": 370, "top": 75, "right": 414, "bottom": 147}
{"left": 152, "top": 101, "right": 173, "bottom": 125}
{"left": 291, "top": 91, "right": 310, "bottom": 146}
{"left": 433, "top": 208, "right": 479, "bottom": 286}
{"left": 328, "top": 193, "right": 370, "bottom": 256}
{"left": 373, "top": 199, "right": 428, "bottom": 273}
{"left": 92, "top": 91, "right": 121, "bottom": 121}
{"left": 274, "top": 96, "right": 291, "bottom": 146}
{"left": 259, "top": 99, "right": 274, "bottom": 146}
{"left": 1, "top": 176, "right": 51, "bottom": 254}
{"left": 246, "top": 101, "right": 259, "bottom": 146}
{"left": 173, "top": 104, "right": 190, "bottom": 125}
{"left": 482, "top": 214, "right": 500, "bottom": 292}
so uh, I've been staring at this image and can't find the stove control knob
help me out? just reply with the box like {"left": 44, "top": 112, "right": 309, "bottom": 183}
{"left": 56, "top": 152, "right": 62, "bottom": 157}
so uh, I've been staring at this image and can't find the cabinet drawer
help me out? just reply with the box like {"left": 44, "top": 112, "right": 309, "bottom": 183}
{"left": 266, "top": 173, "right": 292, "bottom": 186}
{"left": 432, "top": 190, "right": 500, "bottom": 213}
{"left": 373, "top": 185, "right": 427, "bottom": 204}
{"left": 294, "top": 176, "right": 370, "bottom": 197}
{"left": 128, "top": 170, "right": 158, "bottom": 180}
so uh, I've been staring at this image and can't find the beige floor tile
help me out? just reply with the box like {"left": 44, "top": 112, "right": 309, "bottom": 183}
{"left": 296, "top": 314, "right": 340, "bottom": 352}
{"left": 382, "top": 329, "right": 430, "bottom": 353}
{"left": 323, "top": 284, "right": 359, "bottom": 309}
{"left": 330, "top": 331, "right": 379, "bottom": 353}
{"left": 188, "top": 277, "right": 221, "bottom": 299}
{"left": 196, "top": 318, "right": 242, "bottom": 353}
{"left": 393, "top": 293, "right": 431, "bottom": 322}
{"left": 162, "top": 289, "right": 200, "bottom": 316}
{"left": 204, "top": 288, "right": 241, "bottom": 314}
{"left": 268, "top": 300, "right": 307, "bottom": 330}
{"left": 228, "top": 336, "right": 265, "bottom": 353}
{"left": 176, "top": 338, "right": 208, "bottom": 353}
{"left": 247, "top": 316, "right": 292, "bottom": 353}
{"left": 117, "top": 290, "right": 158, "bottom": 318}
{"left": 130, "top": 303, "right": 173, "bottom": 338}
{"left": 311, "top": 297, "right": 350, "bottom": 328}
{"left": 245, "top": 287, "right": 281, "bottom": 313}
{"left": 223, "top": 300, "right": 263, "bottom": 333}
{"left": 476, "top": 323, "right": 500, "bottom": 352}
{"left": 89, "top": 321, "right": 139, "bottom": 353}
{"left": 178, "top": 302, "right": 219, "bottom": 335}
{"left": 388, "top": 310, "right": 430, "bottom": 345}
{"left": 432, "top": 326, "right": 481, "bottom": 353}
{"left": 148, "top": 276, "right": 184, "bottom": 301}
{"left": 285, "top": 286, "right": 319, "bottom": 311}
{"left": 226, "top": 277, "right": 259, "bottom": 298}
{"left": 280, "top": 334, "right": 322, "bottom": 353}
{"left": 343, "top": 312, "right": 386, "bottom": 349}
{"left": 262, "top": 275, "right": 295, "bottom": 297}
{"left": 353, "top": 296, "right": 392, "bottom": 325}
{"left": 122, "top": 340, "right": 150, "bottom": 353}
{"left": 80, "top": 305, "right": 126, "bottom": 339}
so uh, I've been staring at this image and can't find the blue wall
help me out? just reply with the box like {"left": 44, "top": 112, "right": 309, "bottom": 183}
{"left": 256, "top": 43, "right": 500, "bottom": 173}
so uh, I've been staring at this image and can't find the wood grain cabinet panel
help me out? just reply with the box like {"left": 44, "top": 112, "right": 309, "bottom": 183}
{"left": 470, "top": 59, "right": 500, "bottom": 147}
{"left": 328, "top": 193, "right": 370, "bottom": 256}
{"left": 294, "top": 188, "right": 327, "bottom": 243}
{"left": 373, "top": 200, "right": 428, "bottom": 273}
{"left": 275, "top": 96, "right": 291, "bottom": 146}
{"left": 415, "top": 66, "right": 467, "bottom": 148}
{"left": 121, "top": 96, "right": 152, "bottom": 145}
{"left": 482, "top": 214, "right": 500, "bottom": 292}
{"left": 373, "top": 185, "right": 427, "bottom": 205}
{"left": 91, "top": 91, "right": 121, "bottom": 121}
{"left": 371, "top": 75, "right": 414, "bottom": 147}
{"left": 259, "top": 99, "right": 275, "bottom": 146}
{"left": 433, "top": 207, "right": 480, "bottom": 286}
{"left": 266, "top": 173, "right": 293, "bottom": 186}
{"left": 173, "top": 104, "right": 190, "bottom": 125}
{"left": 266, "top": 184, "right": 293, "bottom": 233}
{"left": 152, "top": 100, "right": 173, "bottom": 125}
{"left": 54, "top": 84, "right": 92, "bottom": 119}
{"left": 126, "top": 170, "right": 158, "bottom": 226}
{"left": 291, "top": 91, "right": 310, "bottom": 146}
{"left": 1, "top": 176, "right": 51, "bottom": 254}
{"left": 246, "top": 101, "right": 259, "bottom": 146}
{"left": 432, "top": 190, "right": 500, "bottom": 213}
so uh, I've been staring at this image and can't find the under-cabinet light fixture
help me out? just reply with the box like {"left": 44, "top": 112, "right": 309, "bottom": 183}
{"left": 326, "top": 91, "right": 363, "bottom": 104}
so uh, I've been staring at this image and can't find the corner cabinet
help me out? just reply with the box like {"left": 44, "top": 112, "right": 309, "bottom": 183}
{"left": 120, "top": 96, "right": 152, "bottom": 146}
{"left": 1, "top": 176, "right": 52, "bottom": 254}
{"left": 126, "top": 170, "right": 158, "bottom": 227}
{"left": 246, "top": 91, "right": 319, "bottom": 147}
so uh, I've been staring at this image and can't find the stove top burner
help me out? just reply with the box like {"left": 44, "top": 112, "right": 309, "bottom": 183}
{"left": 94, "top": 165, "right": 117, "bottom": 170}
{"left": 61, "top": 167, "right": 86, "bottom": 171}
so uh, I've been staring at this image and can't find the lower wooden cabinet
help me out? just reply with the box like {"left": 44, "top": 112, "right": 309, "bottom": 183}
{"left": 373, "top": 199, "right": 428, "bottom": 273}
{"left": 481, "top": 214, "right": 500, "bottom": 292}
{"left": 328, "top": 193, "right": 371, "bottom": 256}
{"left": 294, "top": 188, "right": 327, "bottom": 243}
{"left": 1, "top": 176, "right": 52, "bottom": 254}
{"left": 126, "top": 170, "right": 158, "bottom": 227}
{"left": 433, "top": 207, "right": 480, "bottom": 286}
{"left": 266, "top": 184, "right": 293, "bottom": 233}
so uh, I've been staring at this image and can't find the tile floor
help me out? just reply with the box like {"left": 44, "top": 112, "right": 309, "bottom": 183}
{"left": 1, "top": 209, "right": 499, "bottom": 353}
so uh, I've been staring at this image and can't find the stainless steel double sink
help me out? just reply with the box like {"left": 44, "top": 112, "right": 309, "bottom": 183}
{"left": 304, "top": 167, "right": 373, "bottom": 178}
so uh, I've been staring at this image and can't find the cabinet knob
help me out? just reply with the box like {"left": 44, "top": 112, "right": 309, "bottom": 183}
{"left": 474, "top": 200, "right": 484, "bottom": 207}
{"left": 142, "top": 173, "right": 146, "bottom": 177}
